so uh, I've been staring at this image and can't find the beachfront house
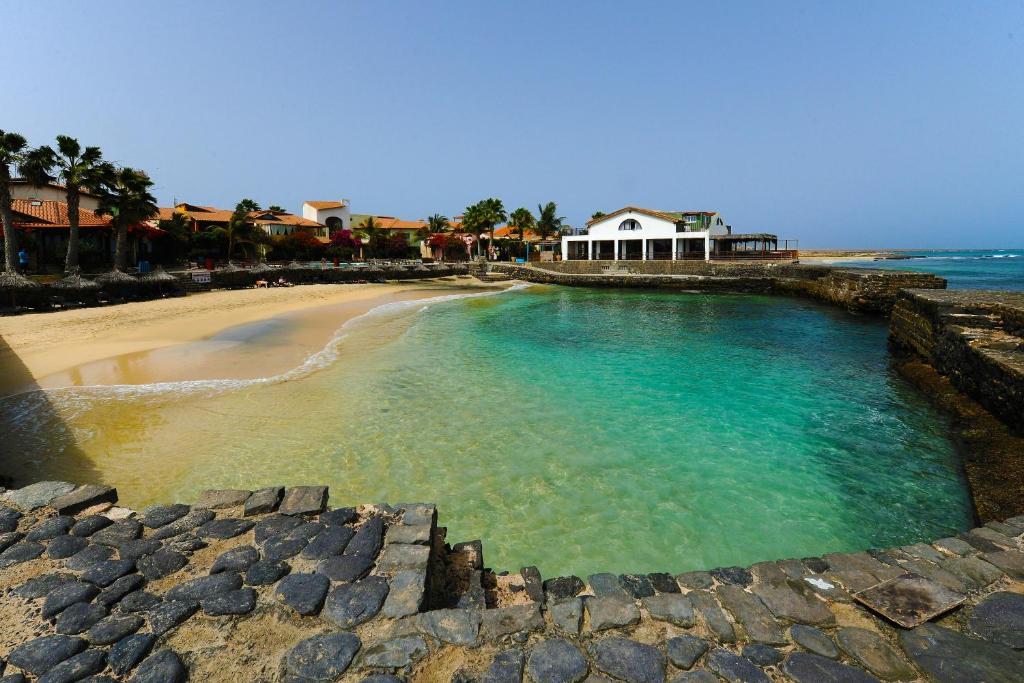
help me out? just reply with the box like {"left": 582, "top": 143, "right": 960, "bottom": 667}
{"left": 303, "top": 200, "right": 350, "bottom": 232}
{"left": 10, "top": 181, "right": 162, "bottom": 272}
{"left": 562, "top": 207, "right": 791, "bottom": 261}
{"left": 249, "top": 210, "right": 328, "bottom": 239}
{"left": 562, "top": 207, "right": 729, "bottom": 261}
{"left": 156, "top": 203, "right": 328, "bottom": 239}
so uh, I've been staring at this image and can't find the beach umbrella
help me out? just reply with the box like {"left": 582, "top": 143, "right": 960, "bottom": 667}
{"left": 51, "top": 272, "right": 100, "bottom": 290}
{"left": 49, "top": 270, "right": 100, "bottom": 307}
{"left": 142, "top": 266, "right": 180, "bottom": 296}
{"left": 250, "top": 261, "right": 273, "bottom": 273}
{"left": 94, "top": 269, "right": 138, "bottom": 285}
{"left": 0, "top": 271, "right": 40, "bottom": 289}
{"left": 288, "top": 259, "right": 306, "bottom": 269}
{"left": 219, "top": 261, "right": 243, "bottom": 273}
{"left": 142, "top": 266, "right": 177, "bottom": 282}
{"left": 0, "top": 270, "right": 41, "bottom": 310}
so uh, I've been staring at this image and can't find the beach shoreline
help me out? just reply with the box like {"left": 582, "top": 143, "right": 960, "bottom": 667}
{"left": 0, "top": 277, "right": 511, "bottom": 397}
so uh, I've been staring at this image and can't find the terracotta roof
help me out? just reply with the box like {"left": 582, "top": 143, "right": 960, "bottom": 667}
{"left": 250, "top": 211, "right": 323, "bottom": 228}
{"left": 304, "top": 201, "right": 347, "bottom": 210}
{"left": 11, "top": 199, "right": 112, "bottom": 229}
{"left": 490, "top": 226, "right": 544, "bottom": 241}
{"left": 353, "top": 215, "right": 427, "bottom": 231}
{"left": 586, "top": 206, "right": 686, "bottom": 227}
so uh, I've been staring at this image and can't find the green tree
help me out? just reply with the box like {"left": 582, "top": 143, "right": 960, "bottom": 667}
{"left": 536, "top": 201, "right": 565, "bottom": 240}
{"left": 226, "top": 199, "right": 264, "bottom": 259}
{"left": 21, "top": 136, "right": 106, "bottom": 273}
{"left": 267, "top": 204, "right": 285, "bottom": 212}
{"left": 0, "top": 129, "right": 29, "bottom": 274}
{"left": 94, "top": 165, "right": 158, "bottom": 271}
{"left": 427, "top": 213, "right": 450, "bottom": 233}
{"left": 591, "top": 211, "right": 606, "bottom": 220}
{"left": 463, "top": 198, "right": 506, "bottom": 257}
{"left": 508, "top": 207, "right": 535, "bottom": 240}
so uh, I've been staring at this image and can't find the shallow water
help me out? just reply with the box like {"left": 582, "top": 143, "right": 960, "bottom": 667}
{"left": 0, "top": 287, "right": 973, "bottom": 576}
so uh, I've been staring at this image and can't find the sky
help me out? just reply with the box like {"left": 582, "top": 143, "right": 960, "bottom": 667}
{"left": 2, "top": 1, "right": 1022, "bottom": 249}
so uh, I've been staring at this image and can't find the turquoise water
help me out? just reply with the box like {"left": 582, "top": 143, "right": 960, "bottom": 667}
{"left": 837, "top": 248, "right": 1024, "bottom": 290}
{"left": 2, "top": 287, "right": 974, "bottom": 576}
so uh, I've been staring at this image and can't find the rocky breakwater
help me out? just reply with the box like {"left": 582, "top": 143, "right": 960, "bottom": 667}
{"left": 889, "top": 289, "right": 1024, "bottom": 523}
{"left": 489, "top": 262, "right": 945, "bottom": 314}
{"left": 2, "top": 480, "right": 1024, "bottom": 681}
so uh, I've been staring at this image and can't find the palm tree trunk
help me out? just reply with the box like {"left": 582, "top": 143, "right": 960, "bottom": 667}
{"left": 64, "top": 185, "right": 80, "bottom": 273}
{"left": 113, "top": 219, "right": 128, "bottom": 271}
{"left": 0, "top": 165, "right": 19, "bottom": 272}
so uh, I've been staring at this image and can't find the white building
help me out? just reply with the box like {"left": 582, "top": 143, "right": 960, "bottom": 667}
{"left": 303, "top": 200, "right": 351, "bottom": 232}
{"left": 562, "top": 207, "right": 730, "bottom": 262}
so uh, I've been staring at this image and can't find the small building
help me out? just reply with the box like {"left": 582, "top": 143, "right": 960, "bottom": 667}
{"left": 351, "top": 215, "right": 428, "bottom": 244}
{"left": 249, "top": 210, "right": 328, "bottom": 239}
{"left": 562, "top": 207, "right": 729, "bottom": 261}
{"left": 303, "top": 200, "right": 350, "bottom": 232}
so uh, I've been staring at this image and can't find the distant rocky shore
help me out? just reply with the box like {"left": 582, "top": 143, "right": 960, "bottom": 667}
{"left": 1, "top": 481, "right": 1023, "bottom": 682}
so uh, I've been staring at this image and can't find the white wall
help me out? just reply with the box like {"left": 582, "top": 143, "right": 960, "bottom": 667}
{"left": 11, "top": 184, "right": 101, "bottom": 211}
{"left": 303, "top": 203, "right": 350, "bottom": 231}
{"left": 587, "top": 210, "right": 679, "bottom": 239}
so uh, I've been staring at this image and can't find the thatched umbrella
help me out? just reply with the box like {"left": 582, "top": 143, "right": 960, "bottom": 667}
{"left": 0, "top": 271, "right": 40, "bottom": 289}
{"left": 288, "top": 259, "right": 306, "bottom": 269}
{"left": 50, "top": 271, "right": 100, "bottom": 307}
{"left": 142, "top": 266, "right": 180, "bottom": 296}
{"left": 250, "top": 261, "right": 273, "bottom": 273}
{"left": 219, "top": 261, "right": 242, "bottom": 273}
{"left": 94, "top": 269, "right": 138, "bottom": 285}
{"left": 51, "top": 270, "right": 100, "bottom": 290}
{"left": 0, "top": 270, "right": 42, "bottom": 310}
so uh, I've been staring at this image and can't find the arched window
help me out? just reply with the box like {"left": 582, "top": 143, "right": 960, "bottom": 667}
{"left": 325, "top": 216, "right": 342, "bottom": 230}
{"left": 618, "top": 219, "right": 640, "bottom": 231}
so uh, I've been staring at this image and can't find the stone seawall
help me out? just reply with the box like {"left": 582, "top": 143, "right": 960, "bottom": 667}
{"left": 2, "top": 481, "right": 1023, "bottom": 682}
{"left": 491, "top": 262, "right": 945, "bottom": 314}
{"left": 889, "top": 289, "right": 1024, "bottom": 433}
{"left": 889, "top": 289, "right": 1024, "bottom": 524}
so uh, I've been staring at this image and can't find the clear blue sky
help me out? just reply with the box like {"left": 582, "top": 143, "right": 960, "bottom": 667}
{"left": 3, "top": 1, "right": 1022, "bottom": 248}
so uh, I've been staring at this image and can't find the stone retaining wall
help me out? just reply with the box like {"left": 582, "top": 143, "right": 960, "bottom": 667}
{"left": 889, "top": 290, "right": 1024, "bottom": 433}
{"left": 491, "top": 263, "right": 945, "bottom": 314}
{"left": 2, "top": 481, "right": 1023, "bottom": 682}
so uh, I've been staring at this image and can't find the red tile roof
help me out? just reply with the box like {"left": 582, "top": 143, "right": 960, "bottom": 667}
{"left": 12, "top": 199, "right": 112, "bottom": 229}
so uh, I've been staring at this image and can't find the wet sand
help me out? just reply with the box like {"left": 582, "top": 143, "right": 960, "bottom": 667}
{"left": 0, "top": 277, "right": 508, "bottom": 397}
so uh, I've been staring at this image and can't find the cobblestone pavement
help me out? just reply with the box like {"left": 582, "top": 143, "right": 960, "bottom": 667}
{"left": 1, "top": 481, "right": 1022, "bottom": 682}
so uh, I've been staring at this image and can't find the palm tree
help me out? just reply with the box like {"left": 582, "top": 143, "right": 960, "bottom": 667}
{"left": 0, "top": 129, "right": 29, "bottom": 276}
{"left": 226, "top": 199, "right": 262, "bottom": 259}
{"left": 267, "top": 204, "right": 285, "bottom": 212}
{"left": 463, "top": 198, "right": 506, "bottom": 258}
{"left": 591, "top": 211, "right": 606, "bottom": 220}
{"left": 427, "top": 214, "right": 450, "bottom": 233}
{"left": 21, "top": 136, "right": 105, "bottom": 274}
{"left": 94, "top": 165, "right": 158, "bottom": 273}
{"left": 508, "top": 207, "right": 535, "bottom": 240}
{"left": 536, "top": 201, "right": 565, "bottom": 240}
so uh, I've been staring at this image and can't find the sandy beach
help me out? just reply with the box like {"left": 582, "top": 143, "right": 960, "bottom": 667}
{"left": 0, "top": 277, "right": 509, "bottom": 397}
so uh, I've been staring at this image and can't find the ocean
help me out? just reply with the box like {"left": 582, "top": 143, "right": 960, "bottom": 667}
{"left": 835, "top": 248, "right": 1024, "bottom": 290}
